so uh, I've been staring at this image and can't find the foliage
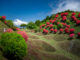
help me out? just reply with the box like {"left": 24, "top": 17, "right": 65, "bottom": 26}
{"left": 0, "top": 32, "right": 27, "bottom": 60}
{"left": 20, "top": 24, "right": 27, "bottom": 28}
{"left": 35, "top": 20, "right": 41, "bottom": 26}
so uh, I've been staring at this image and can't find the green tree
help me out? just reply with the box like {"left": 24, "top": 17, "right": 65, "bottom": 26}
{"left": 35, "top": 20, "right": 41, "bottom": 26}
{"left": 26, "top": 22, "right": 37, "bottom": 29}
{"left": 20, "top": 24, "right": 27, "bottom": 28}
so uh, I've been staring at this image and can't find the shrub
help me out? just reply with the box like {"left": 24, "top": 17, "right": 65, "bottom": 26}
{"left": 53, "top": 29, "right": 57, "bottom": 33}
{"left": 0, "top": 32, "right": 27, "bottom": 60}
{"left": 72, "top": 12, "right": 76, "bottom": 16}
{"left": 1, "top": 16, "right": 6, "bottom": 20}
{"left": 65, "top": 27, "right": 69, "bottom": 33}
{"left": 4, "top": 21, "right": 7, "bottom": 24}
{"left": 46, "top": 22, "right": 50, "bottom": 25}
{"left": 49, "top": 24, "right": 53, "bottom": 28}
{"left": 17, "top": 31, "right": 28, "bottom": 41}
{"left": 70, "top": 28, "right": 75, "bottom": 33}
{"left": 55, "top": 14, "right": 59, "bottom": 18}
{"left": 59, "top": 28, "right": 63, "bottom": 33}
{"left": 66, "top": 25, "right": 70, "bottom": 28}
{"left": 76, "top": 20, "right": 80, "bottom": 25}
{"left": 62, "top": 16, "right": 67, "bottom": 21}
{"left": 43, "top": 29, "right": 48, "bottom": 34}
{"left": 78, "top": 13, "right": 80, "bottom": 17}
{"left": 77, "top": 32, "right": 80, "bottom": 38}
{"left": 16, "top": 28, "right": 20, "bottom": 31}
{"left": 50, "top": 28, "right": 54, "bottom": 32}
{"left": 57, "top": 23, "right": 63, "bottom": 29}
{"left": 5, "top": 28, "right": 13, "bottom": 33}
{"left": 51, "top": 20, "right": 56, "bottom": 24}
{"left": 49, "top": 20, "right": 52, "bottom": 23}
{"left": 69, "top": 33, "right": 75, "bottom": 39}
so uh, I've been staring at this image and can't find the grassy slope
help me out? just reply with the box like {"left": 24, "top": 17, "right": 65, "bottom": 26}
{"left": 23, "top": 29, "right": 80, "bottom": 60}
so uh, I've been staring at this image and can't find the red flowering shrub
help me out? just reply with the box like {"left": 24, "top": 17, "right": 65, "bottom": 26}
{"left": 2, "top": 16, "right": 6, "bottom": 20}
{"left": 50, "top": 20, "right": 52, "bottom": 23}
{"left": 40, "top": 26, "right": 42, "bottom": 29}
{"left": 46, "top": 22, "right": 50, "bottom": 25}
{"left": 50, "top": 28, "right": 54, "bottom": 32}
{"left": 62, "top": 16, "right": 67, "bottom": 21}
{"left": 78, "top": 13, "right": 80, "bottom": 17}
{"left": 71, "top": 16, "right": 77, "bottom": 21}
{"left": 60, "top": 28, "right": 63, "bottom": 33}
{"left": 72, "top": 12, "right": 76, "bottom": 16}
{"left": 49, "top": 24, "right": 53, "bottom": 28}
{"left": 55, "top": 14, "right": 59, "bottom": 18}
{"left": 69, "top": 33, "right": 75, "bottom": 39}
{"left": 61, "top": 12, "right": 68, "bottom": 17}
{"left": 52, "top": 20, "right": 56, "bottom": 24}
{"left": 42, "top": 24, "right": 45, "bottom": 27}
{"left": 43, "top": 29, "right": 48, "bottom": 34}
{"left": 54, "top": 29, "right": 57, "bottom": 33}
{"left": 77, "top": 32, "right": 80, "bottom": 38}
{"left": 45, "top": 25, "right": 49, "bottom": 28}
{"left": 57, "top": 22, "right": 60, "bottom": 25}
{"left": 65, "top": 27, "right": 69, "bottom": 33}
{"left": 70, "top": 28, "right": 75, "bottom": 33}
{"left": 61, "top": 23, "right": 67, "bottom": 26}
{"left": 16, "top": 28, "right": 20, "bottom": 31}
{"left": 66, "top": 25, "right": 70, "bottom": 28}
{"left": 76, "top": 20, "right": 80, "bottom": 25}
{"left": 5, "top": 28, "right": 13, "bottom": 33}
{"left": 17, "top": 31, "right": 28, "bottom": 41}
{"left": 4, "top": 21, "right": 7, "bottom": 24}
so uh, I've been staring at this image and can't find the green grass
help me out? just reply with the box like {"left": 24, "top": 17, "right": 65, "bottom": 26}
{"left": 24, "top": 30, "right": 80, "bottom": 60}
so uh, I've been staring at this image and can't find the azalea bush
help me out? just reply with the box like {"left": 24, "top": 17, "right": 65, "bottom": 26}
{"left": 0, "top": 32, "right": 27, "bottom": 60}
{"left": 69, "top": 33, "right": 75, "bottom": 39}
{"left": 57, "top": 23, "right": 63, "bottom": 29}
{"left": 43, "top": 29, "right": 48, "bottom": 34}
{"left": 17, "top": 31, "right": 28, "bottom": 41}
{"left": 5, "top": 28, "right": 13, "bottom": 33}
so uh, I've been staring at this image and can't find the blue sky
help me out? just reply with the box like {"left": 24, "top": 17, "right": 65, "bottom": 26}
{"left": 0, "top": 0, "right": 80, "bottom": 25}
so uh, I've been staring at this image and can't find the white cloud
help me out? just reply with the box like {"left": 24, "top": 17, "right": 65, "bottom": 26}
{"left": 13, "top": 19, "right": 28, "bottom": 26}
{"left": 50, "top": 0, "right": 80, "bottom": 14}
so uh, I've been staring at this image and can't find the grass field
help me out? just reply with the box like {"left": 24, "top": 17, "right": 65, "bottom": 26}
{"left": 23, "top": 29, "right": 80, "bottom": 60}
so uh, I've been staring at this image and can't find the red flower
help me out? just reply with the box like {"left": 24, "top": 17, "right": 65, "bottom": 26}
{"left": 50, "top": 28, "right": 54, "bottom": 32}
{"left": 60, "top": 28, "right": 63, "bottom": 33}
{"left": 66, "top": 25, "right": 70, "bottom": 28}
{"left": 50, "top": 20, "right": 52, "bottom": 23}
{"left": 78, "top": 13, "right": 80, "bottom": 17}
{"left": 46, "top": 22, "right": 50, "bottom": 25}
{"left": 5, "top": 28, "right": 13, "bottom": 33}
{"left": 52, "top": 20, "right": 56, "bottom": 23}
{"left": 61, "top": 23, "right": 67, "bottom": 26}
{"left": 69, "top": 33, "right": 75, "bottom": 38}
{"left": 2, "top": 16, "right": 6, "bottom": 20}
{"left": 54, "top": 29, "right": 57, "bottom": 33}
{"left": 62, "top": 16, "right": 67, "bottom": 21}
{"left": 43, "top": 29, "right": 48, "bottom": 34}
{"left": 40, "top": 26, "right": 42, "bottom": 29}
{"left": 45, "top": 25, "right": 49, "bottom": 28}
{"left": 49, "top": 24, "right": 53, "bottom": 28}
{"left": 77, "top": 32, "right": 80, "bottom": 38}
{"left": 16, "top": 28, "right": 20, "bottom": 31}
{"left": 55, "top": 14, "right": 59, "bottom": 18}
{"left": 61, "top": 12, "right": 68, "bottom": 17}
{"left": 72, "top": 12, "right": 76, "bottom": 16}
{"left": 70, "top": 28, "right": 75, "bottom": 33}
{"left": 17, "top": 31, "right": 28, "bottom": 41}
{"left": 4, "top": 21, "right": 7, "bottom": 24}
{"left": 65, "top": 28, "right": 69, "bottom": 33}
{"left": 57, "top": 22, "right": 60, "bottom": 25}
{"left": 71, "top": 16, "right": 77, "bottom": 21}
{"left": 76, "top": 20, "right": 80, "bottom": 25}
{"left": 42, "top": 24, "right": 45, "bottom": 27}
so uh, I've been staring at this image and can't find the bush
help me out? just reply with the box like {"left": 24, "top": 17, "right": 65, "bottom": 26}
{"left": 66, "top": 20, "right": 70, "bottom": 24}
{"left": 17, "top": 31, "right": 28, "bottom": 41}
{"left": 0, "top": 32, "right": 27, "bottom": 60}
{"left": 5, "top": 28, "right": 13, "bottom": 33}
